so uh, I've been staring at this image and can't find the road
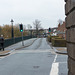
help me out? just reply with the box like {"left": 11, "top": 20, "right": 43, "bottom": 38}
{"left": 0, "top": 38, "right": 68, "bottom": 75}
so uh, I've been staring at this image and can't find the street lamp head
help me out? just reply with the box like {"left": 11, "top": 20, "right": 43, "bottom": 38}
{"left": 10, "top": 19, "right": 14, "bottom": 23}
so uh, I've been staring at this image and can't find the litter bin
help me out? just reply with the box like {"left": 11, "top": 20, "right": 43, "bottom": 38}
{"left": 0, "top": 37, "right": 4, "bottom": 51}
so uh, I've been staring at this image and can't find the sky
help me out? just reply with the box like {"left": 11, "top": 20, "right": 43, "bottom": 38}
{"left": 0, "top": 0, "right": 65, "bottom": 29}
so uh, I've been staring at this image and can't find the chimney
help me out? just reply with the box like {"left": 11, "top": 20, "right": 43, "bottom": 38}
{"left": 58, "top": 23, "right": 60, "bottom": 27}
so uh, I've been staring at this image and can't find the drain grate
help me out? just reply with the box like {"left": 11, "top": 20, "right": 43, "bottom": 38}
{"left": 33, "top": 66, "right": 40, "bottom": 69}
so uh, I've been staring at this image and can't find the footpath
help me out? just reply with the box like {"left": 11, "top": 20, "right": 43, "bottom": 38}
{"left": 0, "top": 38, "right": 37, "bottom": 56}
{"left": 48, "top": 42, "right": 67, "bottom": 55}
{"left": 53, "top": 47, "right": 67, "bottom": 55}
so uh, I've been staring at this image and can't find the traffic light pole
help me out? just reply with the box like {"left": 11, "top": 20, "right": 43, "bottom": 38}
{"left": 19, "top": 24, "right": 24, "bottom": 46}
{"left": 21, "top": 32, "right": 24, "bottom": 46}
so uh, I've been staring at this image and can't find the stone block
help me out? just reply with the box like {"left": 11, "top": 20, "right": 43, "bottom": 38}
{"left": 66, "top": 10, "right": 75, "bottom": 28}
{"left": 72, "top": 10, "right": 75, "bottom": 26}
{"left": 65, "top": 0, "right": 71, "bottom": 15}
{"left": 66, "top": 28, "right": 75, "bottom": 43}
{"left": 68, "top": 57, "right": 71, "bottom": 70}
{"left": 68, "top": 56, "right": 75, "bottom": 75}
{"left": 66, "top": 29, "right": 70, "bottom": 42}
{"left": 67, "top": 43, "right": 75, "bottom": 60}
{"left": 65, "top": 14, "right": 72, "bottom": 28}
{"left": 65, "top": 4, "right": 68, "bottom": 15}
{"left": 65, "top": 0, "right": 75, "bottom": 15}
{"left": 71, "top": 0, "right": 75, "bottom": 10}
{"left": 68, "top": 70, "right": 73, "bottom": 75}
{"left": 70, "top": 28, "right": 75, "bottom": 42}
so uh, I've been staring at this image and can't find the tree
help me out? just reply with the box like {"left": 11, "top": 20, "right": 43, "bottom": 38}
{"left": 0, "top": 24, "right": 27, "bottom": 39}
{"left": 27, "top": 24, "right": 32, "bottom": 35}
{"left": 33, "top": 19, "right": 41, "bottom": 36}
{"left": 14, "top": 24, "right": 27, "bottom": 37}
{"left": 2, "top": 25, "right": 12, "bottom": 39}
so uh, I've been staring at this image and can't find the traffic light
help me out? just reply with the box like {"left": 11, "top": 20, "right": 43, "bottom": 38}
{"left": 49, "top": 28, "right": 51, "bottom": 32}
{"left": 19, "top": 24, "right": 23, "bottom": 32}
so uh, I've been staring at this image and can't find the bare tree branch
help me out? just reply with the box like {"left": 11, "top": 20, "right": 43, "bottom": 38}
{"left": 33, "top": 19, "right": 41, "bottom": 36}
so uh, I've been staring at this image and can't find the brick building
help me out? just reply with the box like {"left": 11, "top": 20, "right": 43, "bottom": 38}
{"left": 57, "top": 22, "right": 67, "bottom": 39}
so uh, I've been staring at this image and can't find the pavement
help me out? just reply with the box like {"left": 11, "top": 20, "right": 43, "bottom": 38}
{"left": 47, "top": 40, "right": 67, "bottom": 55}
{"left": 0, "top": 38, "right": 37, "bottom": 56}
{"left": 53, "top": 47, "right": 67, "bottom": 55}
{"left": 0, "top": 50, "right": 10, "bottom": 56}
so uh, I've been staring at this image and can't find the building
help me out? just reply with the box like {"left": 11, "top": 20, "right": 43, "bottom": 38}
{"left": 57, "top": 22, "right": 67, "bottom": 39}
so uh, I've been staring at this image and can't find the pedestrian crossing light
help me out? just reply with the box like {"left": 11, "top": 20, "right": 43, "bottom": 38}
{"left": 19, "top": 24, "right": 23, "bottom": 32}
{"left": 49, "top": 28, "right": 51, "bottom": 32}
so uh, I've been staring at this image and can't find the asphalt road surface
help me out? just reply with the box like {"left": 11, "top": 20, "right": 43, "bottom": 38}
{"left": 0, "top": 38, "right": 68, "bottom": 75}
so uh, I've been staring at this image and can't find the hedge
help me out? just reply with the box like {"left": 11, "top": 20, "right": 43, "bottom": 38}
{"left": 52, "top": 38, "right": 66, "bottom": 47}
{"left": 51, "top": 37, "right": 62, "bottom": 42}
{"left": 47, "top": 35, "right": 51, "bottom": 42}
{"left": 47, "top": 36, "right": 59, "bottom": 42}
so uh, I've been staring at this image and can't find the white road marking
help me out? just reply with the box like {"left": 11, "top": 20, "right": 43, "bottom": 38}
{"left": 53, "top": 55, "right": 57, "bottom": 63}
{"left": 50, "top": 63, "right": 59, "bottom": 75}
{"left": 14, "top": 49, "right": 52, "bottom": 53}
{"left": 49, "top": 55, "right": 59, "bottom": 75}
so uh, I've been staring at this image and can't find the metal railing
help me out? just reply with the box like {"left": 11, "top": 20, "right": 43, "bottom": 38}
{"left": 4, "top": 36, "right": 36, "bottom": 48}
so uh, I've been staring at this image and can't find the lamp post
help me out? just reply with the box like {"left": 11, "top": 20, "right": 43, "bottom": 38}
{"left": 10, "top": 19, "right": 14, "bottom": 39}
{"left": 30, "top": 26, "right": 32, "bottom": 37}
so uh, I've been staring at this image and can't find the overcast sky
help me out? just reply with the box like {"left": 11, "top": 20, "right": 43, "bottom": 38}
{"left": 0, "top": 0, "right": 65, "bottom": 29}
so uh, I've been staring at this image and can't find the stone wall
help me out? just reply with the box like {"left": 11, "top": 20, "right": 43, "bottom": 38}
{"left": 65, "top": 0, "right": 75, "bottom": 75}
